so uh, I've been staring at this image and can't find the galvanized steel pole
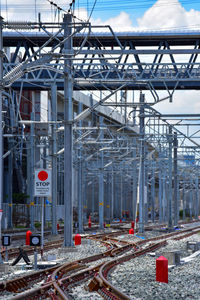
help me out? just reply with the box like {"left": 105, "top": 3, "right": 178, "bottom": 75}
{"left": 51, "top": 83, "right": 57, "bottom": 235}
{"left": 173, "top": 131, "right": 178, "bottom": 226}
{"left": 78, "top": 102, "right": 83, "bottom": 233}
{"left": 168, "top": 126, "right": 173, "bottom": 230}
{"left": 132, "top": 138, "right": 137, "bottom": 221}
{"left": 158, "top": 159, "right": 163, "bottom": 224}
{"left": 0, "top": 16, "right": 3, "bottom": 263}
{"left": 195, "top": 177, "right": 199, "bottom": 219}
{"left": 151, "top": 160, "right": 155, "bottom": 223}
{"left": 63, "top": 13, "right": 73, "bottom": 246}
{"left": 30, "top": 110, "right": 35, "bottom": 230}
{"left": 99, "top": 116, "right": 104, "bottom": 229}
{"left": 139, "top": 93, "right": 145, "bottom": 233}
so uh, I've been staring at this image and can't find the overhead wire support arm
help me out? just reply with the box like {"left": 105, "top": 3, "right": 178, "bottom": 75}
{"left": 74, "top": 83, "right": 127, "bottom": 123}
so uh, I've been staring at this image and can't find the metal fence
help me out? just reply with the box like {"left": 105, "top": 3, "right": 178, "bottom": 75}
{"left": 2, "top": 203, "right": 65, "bottom": 229}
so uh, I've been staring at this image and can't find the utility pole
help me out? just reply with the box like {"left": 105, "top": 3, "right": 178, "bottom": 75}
{"left": 158, "top": 155, "right": 163, "bottom": 223}
{"left": 51, "top": 83, "right": 57, "bottom": 235}
{"left": 132, "top": 138, "right": 137, "bottom": 221}
{"left": 78, "top": 102, "right": 83, "bottom": 233}
{"left": 99, "top": 116, "right": 104, "bottom": 229}
{"left": 63, "top": 14, "right": 73, "bottom": 246}
{"left": 30, "top": 97, "right": 35, "bottom": 230}
{"left": 173, "top": 131, "right": 178, "bottom": 226}
{"left": 151, "top": 160, "right": 155, "bottom": 223}
{"left": 195, "top": 177, "right": 199, "bottom": 220}
{"left": 0, "top": 16, "right": 3, "bottom": 263}
{"left": 168, "top": 126, "right": 173, "bottom": 230}
{"left": 139, "top": 93, "right": 145, "bottom": 233}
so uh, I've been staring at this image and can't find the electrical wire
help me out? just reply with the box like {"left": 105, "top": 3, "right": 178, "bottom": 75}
{"left": 5, "top": 0, "right": 8, "bottom": 22}
{"left": 2, "top": 0, "right": 200, "bottom": 13}
{"left": 87, "top": 0, "right": 97, "bottom": 22}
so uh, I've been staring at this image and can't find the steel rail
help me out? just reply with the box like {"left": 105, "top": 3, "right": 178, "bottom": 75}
{"left": 2, "top": 223, "right": 200, "bottom": 299}
{"left": 97, "top": 241, "right": 167, "bottom": 300}
{"left": 95, "top": 227, "right": 200, "bottom": 300}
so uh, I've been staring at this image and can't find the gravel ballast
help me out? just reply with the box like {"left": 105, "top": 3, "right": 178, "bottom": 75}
{"left": 109, "top": 233, "right": 200, "bottom": 300}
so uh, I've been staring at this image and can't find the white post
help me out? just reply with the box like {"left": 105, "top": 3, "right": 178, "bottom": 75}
{"left": 41, "top": 197, "right": 44, "bottom": 258}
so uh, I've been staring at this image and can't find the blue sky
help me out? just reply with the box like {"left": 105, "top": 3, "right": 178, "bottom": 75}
{"left": 2, "top": 0, "right": 200, "bottom": 115}
{"left": 2, "top": 1, "right": 200, "bottom": 30}
{"left": 75, "top": 0, "right": 200, "bottom": 25}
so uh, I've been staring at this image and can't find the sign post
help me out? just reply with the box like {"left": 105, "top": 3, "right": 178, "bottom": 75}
{"left": 34, "top": 170, "right": 51, "bottom": 258}
{"left": 34, "top": 170, "right": 51, "bottom": 197}
{"left": 2, "top": 236, "right": 11, "bottom": 262}
{"left": 30, "top": 235, "right": 41, "bottom": 270}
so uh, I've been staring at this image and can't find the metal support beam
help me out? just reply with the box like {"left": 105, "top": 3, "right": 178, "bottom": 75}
{"left": 168, "top": 126, "right": 173, "bottom": 229}
{"left": 63, "top": 13, "right": 73, "bottom": 247}
{"left": 0, "top": 16, "right": 3, "bottom": 263}
{"left": 189, "top": 178, "right": 193, "bottom": 219}
{"left": 7, "top": 145, "right": 13, "bottom": 228}
{"left": 132, "top": 138, "right": 137, "bottom": 221}
{"left": 151, "top": 160, "right": 155, "bottom": 223}
{"left": 173, "top": 132, "right": 178, "bottom": 226}
{"left": 139, "top": 93, "right": 145, "bottom": 233}
{"left": 30, "top": 110, "right": 35, "bottom": 230}
{"left": 91, "top": 178, "right": 95, "bottom": 222}
{"left": 183, "top": 180, "right": 186, "bottom": 220}
{"left": 105, "top": 173, "right": 110, "bottom": 223}
{"left": 111, "top": 169, "right": 114, "bottom": 221}
{"left": 158, "top": 157, "right": 162, "bottom": 224}
{"left": 78, "top": 101, "right": 83, "bottom": 233}
{"left": 195, "top": 178, "right": 199, "bottom": 219}
{"left": 99, "top": 116, "right": 104, "bottom": 229}
{"left": 51, "top": 83, "right": 57, "bottom": 235}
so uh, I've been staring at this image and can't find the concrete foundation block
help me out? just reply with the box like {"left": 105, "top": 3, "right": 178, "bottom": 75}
{"left": 0, "top": 263, "right": 9, "bottom": 273}
{"left": 187, "top": 241, "right": 200, "bottom": 252}
{"left": 162, "top": 250, "right": 181, "bottom": 265}
{"left": 58, "top": 247, "right": 78, "bottom": 254}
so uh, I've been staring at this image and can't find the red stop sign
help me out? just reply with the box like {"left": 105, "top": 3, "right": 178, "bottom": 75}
{"left": 38, "top": 171, "right": 48, "bottom": 181}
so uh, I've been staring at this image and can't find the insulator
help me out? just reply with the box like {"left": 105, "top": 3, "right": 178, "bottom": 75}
{"left": 3, "top": 63, "right": 24, "bottom": 85}
{"left": 5, "top": 22, "right": 36, "bottom": 30}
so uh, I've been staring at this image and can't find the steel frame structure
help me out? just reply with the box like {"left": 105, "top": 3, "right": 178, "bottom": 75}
{"left": 0, "top": 15, "right": 200, "bottom": 247}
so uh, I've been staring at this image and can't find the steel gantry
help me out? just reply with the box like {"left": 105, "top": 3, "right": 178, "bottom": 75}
{"left": 0, "top": 13, "right": 199, "bottom": 250}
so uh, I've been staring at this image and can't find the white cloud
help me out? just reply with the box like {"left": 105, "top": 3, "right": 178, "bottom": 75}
{"left": 3, "top": 0, "right": 200, "bottom": 32}
{"left": 92, "top": 12, "right": 134, "bottom": 31}
{"left": 88, "top": 0, "right": 200, "bottom": 32}
{"left": 1, "top": 0, "right": 70, "bottom": 22}
{"left": 155, "top": 91, "right": 200, "bottom": 114}
{"left": 137, "top": 0, "right": 200, "bottom": 30}
{"left": 2, "top": 0, "right": 200, "bottom": 116}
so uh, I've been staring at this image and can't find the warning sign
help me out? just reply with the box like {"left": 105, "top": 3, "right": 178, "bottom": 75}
{"left": 34, "top": 169, "right": 52, "bottom": 197}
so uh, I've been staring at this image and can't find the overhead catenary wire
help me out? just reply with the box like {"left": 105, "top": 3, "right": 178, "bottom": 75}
{"left": 1, "top": 0, "right": 200, "bottom": 13}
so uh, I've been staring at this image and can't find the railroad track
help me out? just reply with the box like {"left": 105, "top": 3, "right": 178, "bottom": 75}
{"left": 3, "top": 218, "right": 198, "bottom": 242}
{"left": 1, "top": 229, "right": 128, "bottom": 260}
{"left": 1, "top": 224, "right": 200, "bottom": 299}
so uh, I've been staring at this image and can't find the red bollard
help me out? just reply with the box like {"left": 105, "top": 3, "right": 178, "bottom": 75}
{"left": 57, "top": 223, "right": 60, "bottom": 231}
{"left": 88, "top": 215, "right": 92, "bottom": 228}
{"left": 131, "top": 221, "right": 135, "bottom": 229}
{"left": 26, "top": 230, "right": 32, "bottom": 245}
{"left": 129, "top": 228, "right": 134, "bottom": 235}
{"left": 156, "top": 256, "right": 168, "bottom": 283}
{"left": 120, "top": 219, "right": 122, "bottom": 223}
{"left": 74, "top": 234, "right": 81, "bottom": 246}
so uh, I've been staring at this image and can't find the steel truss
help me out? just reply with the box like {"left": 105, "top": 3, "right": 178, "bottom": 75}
{"left": 1, "top": 15, "right": 200, "bottom": 242}
{"left": 3, "top": 26, "right": 200, "bottom": 92}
